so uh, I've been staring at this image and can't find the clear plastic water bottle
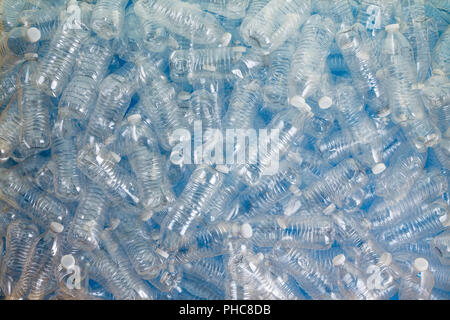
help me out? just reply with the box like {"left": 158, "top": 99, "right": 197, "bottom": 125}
{"left": 18, "top": 7, "right": 60, "bottom": 41}
{"left": 0, "top": 220, "right": 40, "bottom": 298}
{"left": 77, "top": 142, "right": 141, "bottom": 211}
{"left": 334, "top": 83, "right": 386, "bottom": 174}
{"left": 0, "top": 167, "right": 70, "bottom": 229}
{"left": 8, "top": 222, "right": 64, "bottom": 300}
{"left": 17, "top": 54, "right": 51, "bottom": 152}
{"left": 239, "top": 0, "right": 312, "bottom": 54}
{"left": 33, "top": 1, "right": 92, "bottom": 97}
{"left": 398, "top": 257, "right": 434, "bottom": 300}
{"left": 0, "top": 98, "right": 21, "bottom": 162}
{"left": 357, "top": 0, "right": 397, "bottom": 38}
{"left": 1, "top": 0, "right": 27, "bottom": 31}
{"left": 336, "top": 23, "right": 389, "bottom": 117}
{"left": 432, "top": 25, "right": 450, "bottom": 75}
{"left": 0, "top": 63, "right": 22, "bottom": 108}
{"left": 134, "top": 0, "right": 232, "bottom": 46}
{"left": 189, "top": 0, "right": 250, "bottom": 19}
{"left": 90, "top": 0, "right": 128, "bottom": 40}
{"left": 169, "top": 46, "right": 247, "bottom": 83}
{"left": 0, "top": 26, "right": 41, "bottom": 67}
{"left": 66, "top": 183, "right": 109, "bottom": 251}
{"left": 432, "top": 230, "right": 450, "bottom": 265}
{"left": 288, "top": 15, "right": 335, "bottom": 109}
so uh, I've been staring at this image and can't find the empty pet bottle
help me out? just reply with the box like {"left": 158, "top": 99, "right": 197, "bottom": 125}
{"left": 0, "top": 167, "right": 70, "bottom": 228}
{"left": 17, "top": 54, "right": 51, "bottom": 152}
{"left": 336, "top": 23, "right": 389, "bottom": 117}
{"left": 33, "top": 1, "right": 92, "bottom": 97}
{"left": 77, "top": 142, "right": 141, "bottom": 210}
{"left": 398, "top": 257, "right": 434, "bottom": 300}
{"left": 0, "top": 63, "right": 22, "bottom": 107}
{"left": 161, "top": 165, "right": 226, "bottom": 252}
{"left": 432, "top": 230, "right": 450, "bottom": 265}
{"left": 1, "top": 0, "right": 27, "bottom": 31}
{"left": 90, "top": 0, "right": 128, "bottom": 40}
{"left": 357, "top": 0, "right": 397, "bottom": 37}
{"left": 368, "top": 170, "right": 448, "bottom": 229}
{"left": 189, "top": 0, "right": 249, "bottom": 19}
{"left": 117, "top": 114, "right": 175, "bottom": 216}
{"left": 134, "top": 0, "right": 232, "bottom": 46}
{"left": 84, "top": 62, "right": 138, "bottom": 145}
{"left": 9, "top": 222, "right": 64, "bottom": 300}
{"left": 400, "top": 0, "right": 432, "bottom": 82}
{"left": 0, "top": 220, "right": 40, "bottom": 298}
{"left": 0, "top": 98, "right": 21, "bottom": 162}
{"left": 169, "top": 46, "right": 247, "bottom": 83}
{"left": 432, "top": 25, "right": 450, "bottom": 75}
{"left": 0, "top": 26, "right": 41, "bottom": 65}
{"left": 18, "top": 7, "right": 60, "bottom": 41}
{"left": 374, "top": 142, "right": 427, "bottom": 202}
{"left": 334, "top": 83, "right": 386, "bottom": 174}
{"left": 239, "top": 0, "right": 311, "bottom": 54}
{"left": 288, "top": 15, "right": 335, "bottom": 109}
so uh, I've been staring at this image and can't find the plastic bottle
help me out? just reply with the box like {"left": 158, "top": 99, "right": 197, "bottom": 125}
{"left": 8, "top": 222, "right": 64, "bottom": 300}
{"left": 432, "top": 25, "right": 450, "bottom": 75}
{"left": 134, "top": 0, "right": 232, "bottom": 46}
{"left": 114, "top": 216, "right": 167, "bottom": 280}
{"left": 161, "top": 165, "right": 226, "bottom": 252}
{"left": 169, "top": 46, "right": 247, "bottom": 83}
{"left": 368, "top": 170, "right": 448, "bottom": 228}
{"left": 399, "top": 0, "right": 432, "bottom": 82}
{"left": 234, "top": 105, "right": 313, "bottom": 187}
{"left": 298, "top": 158, "right": 369, "bottom": 213}
{"left": 376, "top": 200, "right": 448, "bottom": 249}
{"left": 1, "top": 0, "right": 27, "bottom": 31}
{"left": 0, "top": 98, "right": 21, "bottom": 162}
{"left": 432, "top": 230, "right": 450, "bottom": 265}
{"left": 0, "top": 26, "right": 41, "bottom": 64}
{"left": 65, "top": 184, "right": 108, "bottom": 251}
{"left": 336, "top": 23, "right": 389, "bottom": 117}
{"left": 17, "top": 54, "right": 51, "bottom": 152}
{"left": 90, "top": 0, "right": 128, "bottom": 40}
{"left": 374, "top": 142, "right": 427, "bottom": 202}
{"left": 288, "top": 15, "right": 335, "bottom": 109}
{"left": 0, "top": 167, "right": 70, "bottom": 229}
{"left": 270, "top": 246, "right": 341, "bottom": 300}
{"left": 135, "top": 10, "right": 170, "bottom": 53}
{"left": 0, "top": 63, "right": 22, "bottom": 107}
{"left": 0, "top": 220, "right": 40, "bottom": 298}
{"left": 84, "top": 62, "right": 138, "bottom": 145}
{"left": 18, "top": 7, "right": 60, "bottom": 41}
{"left": 334, "top": 83, "right": 386, "bottom": 174}
{"left": 77, "top": 142, "right": 141, "bottom": 210}
{"left": 117, "top": 114, "right": 175, "bottom": 216}
{"left": 239, "top": 0, "right": 312, "bottom": 54}
{"left": 33, "top": 1, "right": 92, "bottom": 97}
{"left": 357, "top": 0, "right": 397, "bottom": 37}
{"left": 398, "top": 257, "right": 434, "bottom": 300}
{"left": 138, "top": 75, "right": 189, "bottom": 151}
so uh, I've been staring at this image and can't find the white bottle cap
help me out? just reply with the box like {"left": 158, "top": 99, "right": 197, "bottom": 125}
{"left": 140, "top": 208, "right": 154, "bottom": 221}
{"left": 289, "top": 185, "right": 302, "bottom": 196}
{"left": 332, "top": 254, "right": 346, "bottom": 266}
{"left": 440, "top": 213, "right": 449, "bottom": 227}
{"left": 240, "top": 223, "right": 253, "bottom": 239}
{"left": 318, "top": 96, "right": 333, "bottom": 109}
{"left": 110, "top": 151, "right": 121, "bottom": 163}
{"left": 414, "top": 258, "right": 429, "bottom": 272}
{"left": 177, "top": 91, "right": 191, "bottom": 101}
{"left": 289, "top": 96, "right": 312, "bottom": 113}
{"left": 61, "top": 254, "right": 76, "bottom": 270}
{"left": 372, "top": 163, "right": 386, "bottom": 175}
{"left": 24, "top": 53, "right": 38, "bottom": 60}
{"left": 379, "top": 252, "right": 392, "bottom": 266}
{"left": 221, "top": 32, "right": 232, "bottom": 46}
{"left": 324, "top": 203, "right": 336, "bottom": 215}
{"left": 156, "top": 248, "right": 169, "bottom": 259}
{"left": 355, "top": 50, "right": 370, "bottom": 61}
{"left": 127, "top": 114, "right": 142, "bottom": 124}
{"left": 378, "top": 107, "right": 391, "bottom": 118}
{"left": 26, "top": 27, "right": 41, "bottom": 43}
{"left": 109, "top": 218, "right": 120, "bottom": 230}
{"left": 50, "top": 222, "right": 64, "bottom": 233}
{"left": 276, "top": 216, "right": 288, "bottom": 229}
{"left": 385, "top": 24, "right": 400, "bottom": 32}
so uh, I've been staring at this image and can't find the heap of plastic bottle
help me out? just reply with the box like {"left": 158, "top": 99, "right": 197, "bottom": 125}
{"left": 0, "top": 0, "right": 448, "bottom": 300}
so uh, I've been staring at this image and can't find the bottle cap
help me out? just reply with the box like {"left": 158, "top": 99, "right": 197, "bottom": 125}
{"left": 177, "top": 91, "right": 191, "bottom": 101}
{"left": 156, "top": 248, "right": 169, "bottom": 259}
{"left": 61, "top": 255, "right": 76, "bottom": 270}
{"left": 385, "top": 24, "right": 400, "bottom": 32}
{"left": 378, "top": 107, "right": 391, "bottom": 118}
{"left": 140, "top": 208, "right": 154, "bottom": 221}
{"left": 289, "top": 96, "right": 312, "bottom": 113}
{"left": 372, "top": 163, "right": 386, "bottom": 175}
{"left": 355, "top": 50, "right": 369, "bottom": 61}
{"left": 215, "top": 164, "right": 230, "bottom": 174}
{"left": 240, "top": 223, "right": 253, "bottom": 239}
{"left": 221, "top": 32, "right": 232, "bottom": 46}
{"left": 127, "top": 114, "right": 142, "bottom": 124}
{"left": 289, "top": 185, "right": 302, "bottom": 196}
{"left": 110, "top": 151, "right": 121, "bottom": 163}
{"left": 440, "top": 213, "right": 449, "bottom": 227}
{"left": 24, "top": 53, "right": 38, "bottom": 60}
{"left": 332, "top": 254, "right": 346, "bottom": 266}
{"left": 318, "top": 96, "right": 333, "bottom": 109}
{"left": 276, "top": 216, "right": 288, "bottom": 229}
{"left": 109, "top": 218, "right": 120, "bottom": 230}
{"left": 379, "top": 252, "right": 392, "bottom": 266}
{"left": 414, "top": 258, "right": 429, "bottom": 272}
{"left": 50, "top": 222, "right": 64, "bottom": 233}
{"left": 26, "top": 27, "right": 41, "bottom": 43}
{"left": 324, "top": 203, "right": 336, "bottom": 215}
